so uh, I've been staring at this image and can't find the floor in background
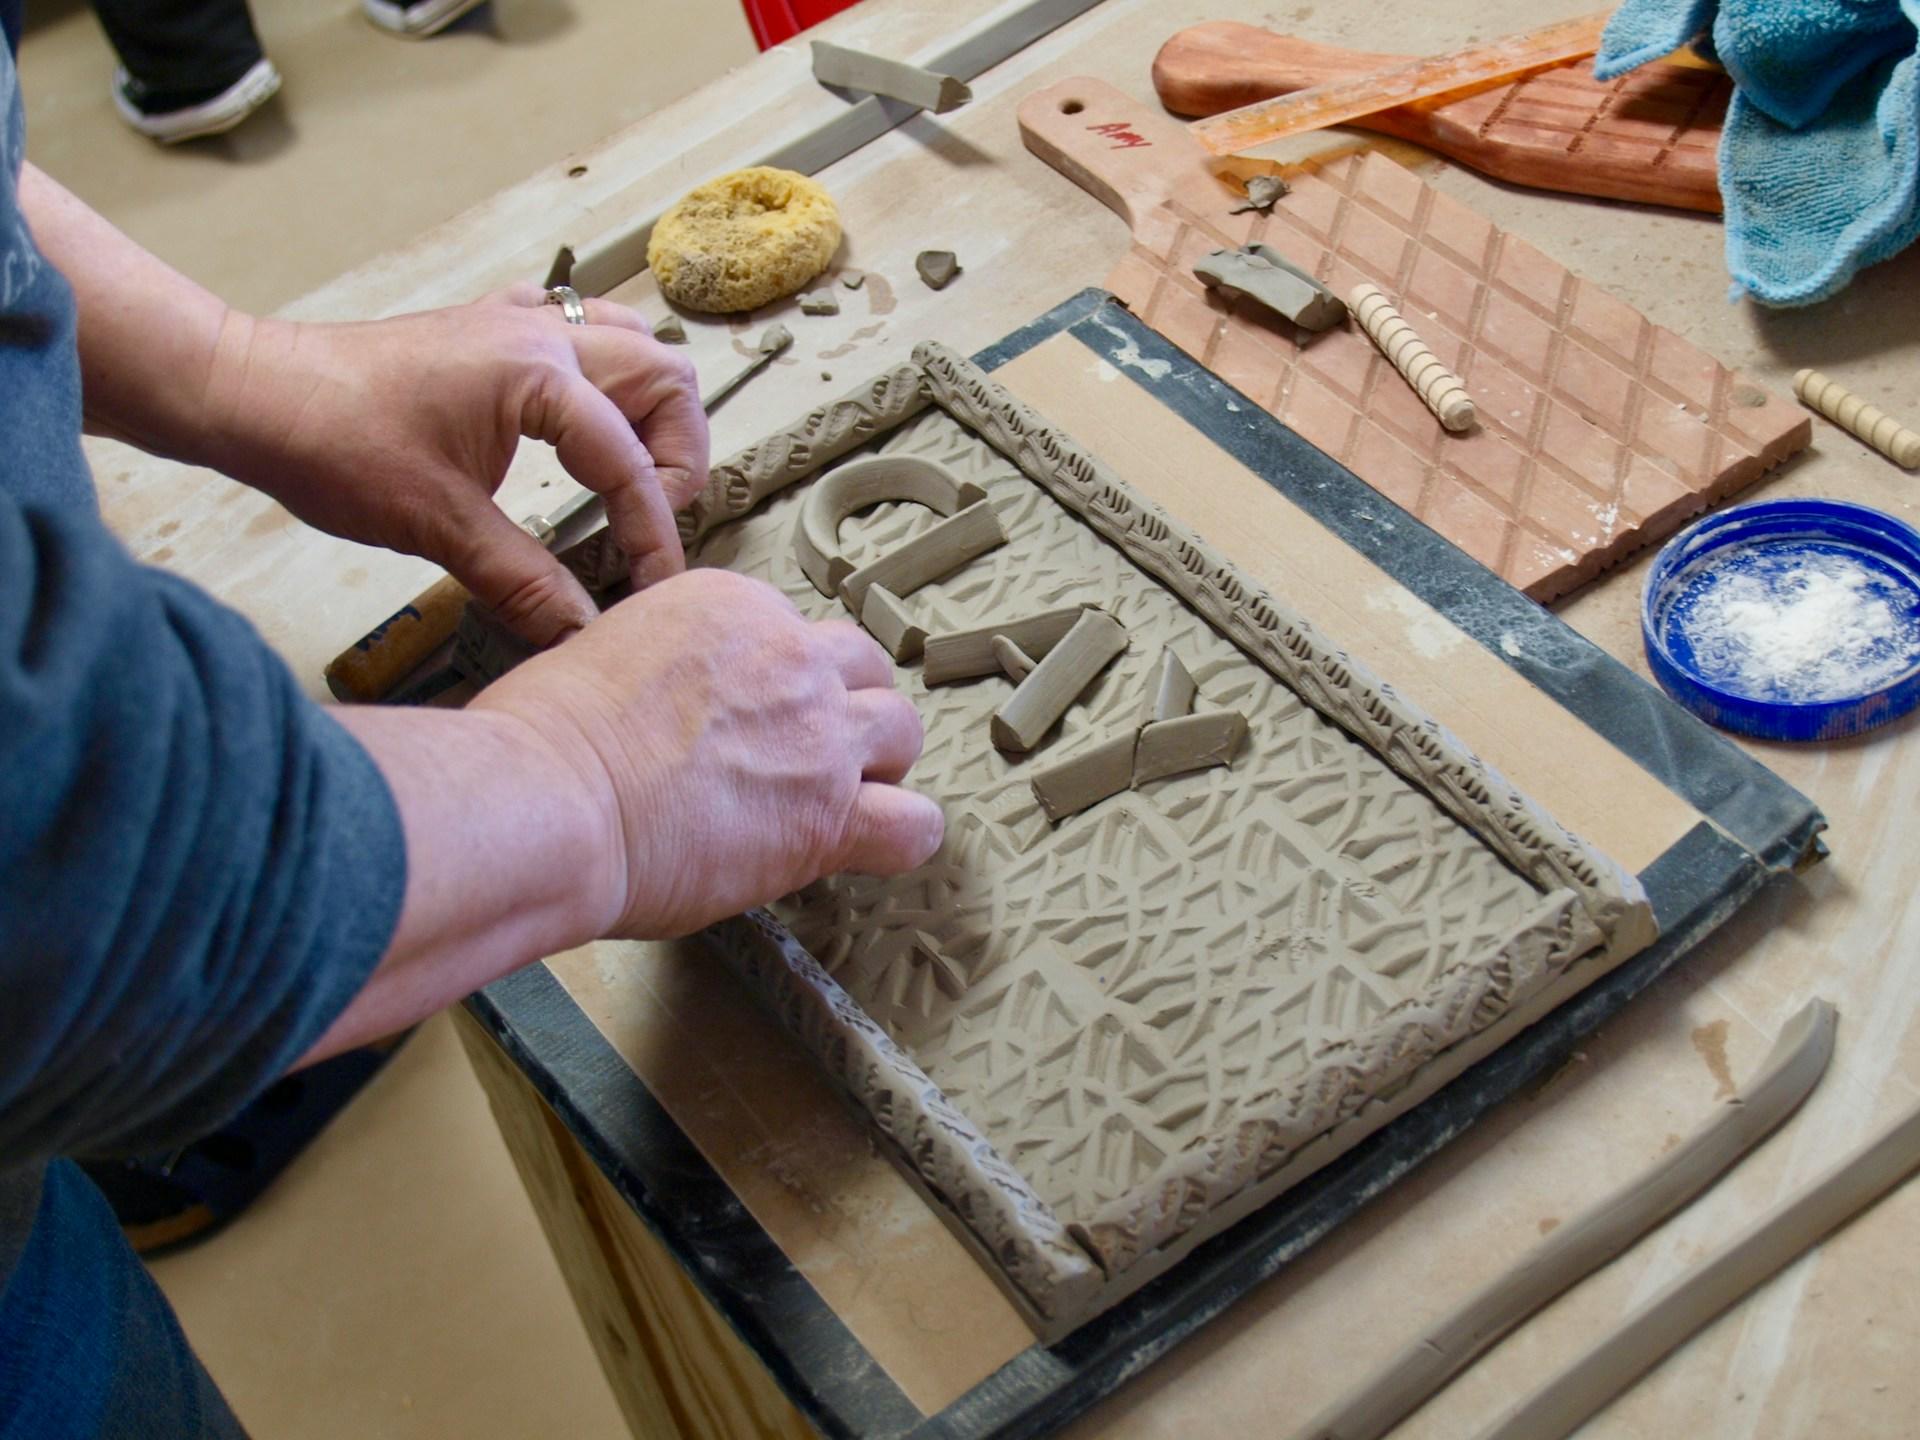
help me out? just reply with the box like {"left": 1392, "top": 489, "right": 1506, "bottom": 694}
{"left": 19, "top": 0, "right": 757, "bottom": 314}
{"left": 17, "top": 0, "right": 759, "bottom": 1433}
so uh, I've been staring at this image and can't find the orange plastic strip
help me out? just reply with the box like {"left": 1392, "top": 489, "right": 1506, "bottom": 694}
{"left": 1192, "top": 9, "right": 1611, "bottom": 156}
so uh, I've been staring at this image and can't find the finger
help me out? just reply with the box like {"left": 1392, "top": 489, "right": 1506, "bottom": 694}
{"left": 835, "top": 784, "right": 945, "bottom": 876}
{"left": 526, "top": 370, "right": 687, "bottom": 588}
{"left": 572, "top": 326, "right": 709, "bottom": 513}
{"left": 579, "top": 298, "right": 652, "bottom": 336}
{"left": 438, "top": 493, "right": 601, "bottom": 645}
{"left": 811, "top": 619, "right": 893, "bottom": 691}
{"left": 486, "top": 281, "right": 548, "bottom": 309}
{"left": 848, "top": 689, "right": 923, "bottom": 784}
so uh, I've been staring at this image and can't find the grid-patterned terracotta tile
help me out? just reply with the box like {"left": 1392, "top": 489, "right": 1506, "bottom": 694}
{"left": 1101, "top": 152, "right": 1809, "bottom": 602}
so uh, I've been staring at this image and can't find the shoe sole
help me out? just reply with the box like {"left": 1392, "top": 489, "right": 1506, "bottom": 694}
{"left": 113, "top": 57, "right": 282, "bottom": 144}
{"left": 362, "top": 0, "right": 489, "bottom": 38}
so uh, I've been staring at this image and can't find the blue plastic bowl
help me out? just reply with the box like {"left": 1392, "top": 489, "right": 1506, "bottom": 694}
{"left": 1642, "top": 499, "right": 1920, "bottom": 741}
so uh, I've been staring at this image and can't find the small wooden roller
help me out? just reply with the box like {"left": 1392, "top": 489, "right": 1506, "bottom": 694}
{"left": 1350, "top": 282, "right": 1476, "bottom": 433}
{"left": 1794, "top": 368, "right": 1920, "bottom": 470}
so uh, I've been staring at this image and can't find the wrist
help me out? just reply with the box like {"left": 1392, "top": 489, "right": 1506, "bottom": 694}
{"left": 469, "top": 698, "right": 632, "bottom": 945}
{"left": 189, "top": 310, "right": 296, "bottom": 480}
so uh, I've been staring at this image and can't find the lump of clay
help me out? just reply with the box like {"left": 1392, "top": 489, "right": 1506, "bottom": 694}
{"left": 916, "top": 250, "right": 961, "bottom": 290}
{"left": 799, "top": 289, "right": 841, "bottom": 316}
{"left": 1194, "top": 243, "right": 1345, "bottom": 332}
{"left": 1229, "top": 174, "right": 1289, "bottom": 214}
{"left": 647, "top": 167, "right": 842, "bottom": 314}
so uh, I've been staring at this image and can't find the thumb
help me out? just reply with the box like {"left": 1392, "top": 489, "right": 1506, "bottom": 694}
{"left": 437, "top": 490, "right": 601, "bottom": 647}
{"left": 833, "top": 784, "right": 945, "bottom": 876}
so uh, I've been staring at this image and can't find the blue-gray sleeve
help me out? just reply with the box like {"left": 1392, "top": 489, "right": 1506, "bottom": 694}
{"left": 0, "top": 494, "right": 407, "bottom": 1166}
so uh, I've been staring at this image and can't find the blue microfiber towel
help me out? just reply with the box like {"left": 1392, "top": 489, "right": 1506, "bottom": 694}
{"left": 1596, "top": 0, "right": 1920, "bottom": 305}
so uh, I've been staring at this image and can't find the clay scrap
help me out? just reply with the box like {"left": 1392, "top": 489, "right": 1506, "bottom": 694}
{"left": 653, "top": 314, "right": 687, "bottom": 344}
{"left": 700, "top": 323, "right": 792, "bottom": 410}
{"left": 811, "top": 39, "right": 973, "bottom": 115}
{"left": 799, "top": 289, "right": 841, "bottom": 316}
{"left": 841, "top": 269, "right": 866, "bottom": 289}
{"left": 1194, "top": 243, "right": 1345, "bottom": 332}
{"left": 1229, "top": 174, "right": 1290, "bottom": 214}
{"left": 990, "top": 608, "right": 1128, "bottom": 752}
{"left": 916, "top": 249, "right": 961, "bottom": 290}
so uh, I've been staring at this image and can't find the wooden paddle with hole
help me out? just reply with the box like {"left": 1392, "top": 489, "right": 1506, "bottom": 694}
{"left": 1153, "top": 23, "right": 1727, "bottom": 213}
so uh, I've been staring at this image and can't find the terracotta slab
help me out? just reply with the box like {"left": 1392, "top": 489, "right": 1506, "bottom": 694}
{"left": 1018, "top": 78, "right": 1809, "bottom": 603}
{"left": 1153, "top": 24, "right": 1727, "bottom": 214}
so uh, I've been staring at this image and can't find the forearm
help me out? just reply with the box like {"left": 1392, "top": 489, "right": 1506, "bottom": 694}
{"left": 305, "top": 706, "right": 622, "bottom": 1064}
{"left": 18, "top": 162, "right": 243, "bottom": 464}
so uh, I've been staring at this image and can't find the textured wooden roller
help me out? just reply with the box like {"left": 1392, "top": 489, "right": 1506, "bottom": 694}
{"left": 1350, "top": 283, "right": 1476, "bottom": 432}
{"left": 1794, "top": 369, "right": 1920, "bottom": 469}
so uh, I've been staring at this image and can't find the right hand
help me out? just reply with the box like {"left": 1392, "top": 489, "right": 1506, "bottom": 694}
{"left": 473, "top": 568, "right": 944, "bottom": 939}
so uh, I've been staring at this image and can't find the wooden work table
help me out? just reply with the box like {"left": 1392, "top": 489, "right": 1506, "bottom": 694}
{"left": 91, "top": 0, "right": 1920, "bottom": 1435}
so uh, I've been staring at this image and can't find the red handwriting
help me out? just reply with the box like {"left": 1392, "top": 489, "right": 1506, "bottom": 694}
{"left": 1088, "top": 122, "right": 1151, "bottom": 150}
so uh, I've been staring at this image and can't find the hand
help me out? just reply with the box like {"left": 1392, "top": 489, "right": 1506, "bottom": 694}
{"left": 202, "top": 285, "right": 707, "bottom": 645}
{"left": 472, "top": 568, "right": 945, "bottom": 938}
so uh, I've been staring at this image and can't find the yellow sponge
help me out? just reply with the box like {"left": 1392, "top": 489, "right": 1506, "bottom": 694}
{"left": 648, "top": 167, "right": 842, "bottom": 314}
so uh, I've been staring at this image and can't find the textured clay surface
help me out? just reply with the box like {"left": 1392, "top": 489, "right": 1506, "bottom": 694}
{"left": 694, "top": 410, "right": 1552, "bottom": 1238}
{"left": 1021, "top": 82, "right": 1809, "bottom": 602}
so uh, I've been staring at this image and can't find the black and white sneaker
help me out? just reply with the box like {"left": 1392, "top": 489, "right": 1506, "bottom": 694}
{"left": 112, "top": 56, "right": 282, "bottom": 144}
{"left": 362, "top": 0, "right": 491, "bottom": 38}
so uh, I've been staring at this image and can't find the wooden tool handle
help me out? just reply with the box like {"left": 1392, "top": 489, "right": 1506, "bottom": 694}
{"left": 1152, "top": 23, "right": 1407, "bottom": 118}
{"left": 324, "top": 572, "right": 469, "bottom": 703}
{"left": 1016, "top": 77, "right": 1217, "bottom": 232}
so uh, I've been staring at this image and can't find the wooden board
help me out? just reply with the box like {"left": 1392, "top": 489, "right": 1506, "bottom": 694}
{"left": 1017, "top": 77, "right": 1807, "bottom": 603}
{"left": 1152, "top": 23, "right": 1728, "bottom": 213}
{"left": 464, "top": 292, "right": 1821, "bottom": 1439}
{"left": 83, "top": 0, "right": 1920, "bottom": 1433}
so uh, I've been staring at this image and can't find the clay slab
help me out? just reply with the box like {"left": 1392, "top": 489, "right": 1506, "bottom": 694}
{"left": 685, "top": 348, "right": 1654, "bottom": 1336}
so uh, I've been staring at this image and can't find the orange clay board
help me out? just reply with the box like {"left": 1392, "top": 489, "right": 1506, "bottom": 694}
{"left": 1018, "top": 79, "right": 1807, "bottom": 602}
{"left": 1153, "top": 24, "right": 1728, "bottom": 215}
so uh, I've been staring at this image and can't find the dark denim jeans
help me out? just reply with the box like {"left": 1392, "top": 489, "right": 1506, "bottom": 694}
{"left": 92, "top": 0, "right": 264, "bottom": 97}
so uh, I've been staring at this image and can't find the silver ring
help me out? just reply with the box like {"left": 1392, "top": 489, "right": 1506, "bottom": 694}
{"left": 543, "top": 284, "right": 588, "bottom": 325}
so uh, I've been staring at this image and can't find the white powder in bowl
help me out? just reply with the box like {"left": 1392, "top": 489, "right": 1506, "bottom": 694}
{"left": 1675, "top": 548, "right": 1920, "bottom": 702}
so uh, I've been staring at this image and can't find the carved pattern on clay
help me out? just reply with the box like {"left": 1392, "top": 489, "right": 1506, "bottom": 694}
{"left": 702, "top": 912, "right": 1105, "bottom": 1321}
{"left": 687, "top": 353, "right": 1654, "bottom": 1330}
{"left": 915, "top": 341, "right": 1650, "bottom": 947}
{"left": 681, "top": 362, "right": 931, "bottom": 546}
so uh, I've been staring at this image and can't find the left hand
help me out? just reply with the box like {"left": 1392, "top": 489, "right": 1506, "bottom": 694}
{"left": 201, "top": 284, "right": 707, "bottom": 644}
